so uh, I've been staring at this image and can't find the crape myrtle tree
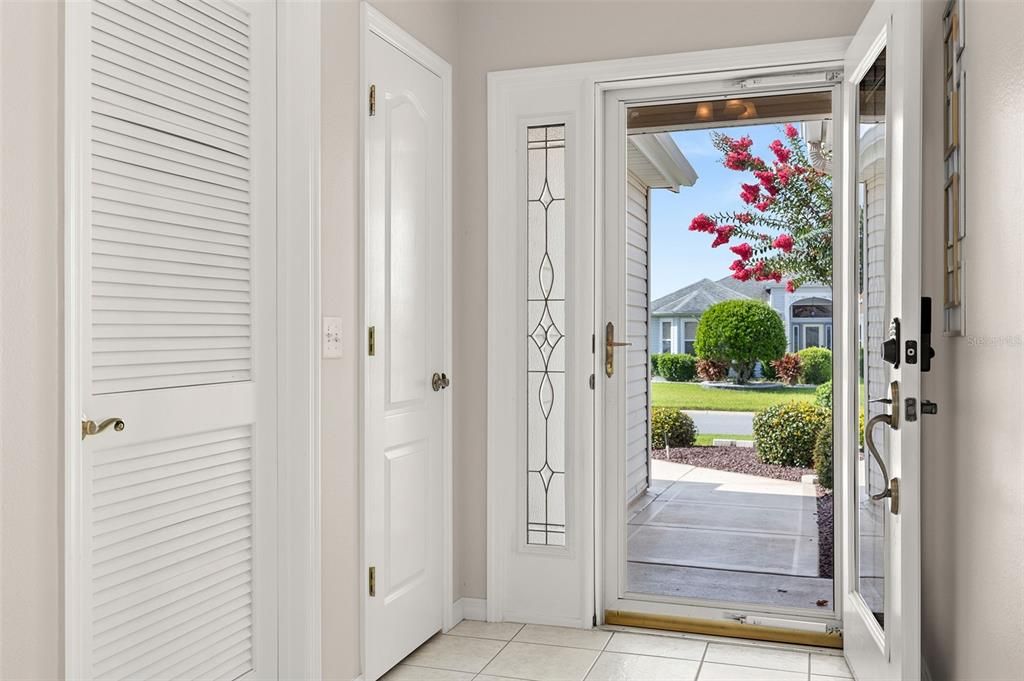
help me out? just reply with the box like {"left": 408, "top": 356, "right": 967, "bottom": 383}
{"left": 687, "top": 125, "right": 832, "bottom": 292}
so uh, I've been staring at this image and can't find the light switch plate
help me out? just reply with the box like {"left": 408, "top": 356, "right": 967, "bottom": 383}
{"left": 323, "top": 317, "right": 342, "bottom": 358}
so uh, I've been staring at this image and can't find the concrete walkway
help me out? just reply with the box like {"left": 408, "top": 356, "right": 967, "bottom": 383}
{"left": 627, "top": 459, "right": 831, "bottom": 609}
{"left": 683, "top": 409, "right": 755, "bottom": 436}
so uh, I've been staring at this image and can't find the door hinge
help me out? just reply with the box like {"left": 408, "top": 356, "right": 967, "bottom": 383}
{"left": 369, "top": 84, "right": 376, "bottom": 116}
{"left": 368, "top": 326, "right": 376, "bottom": 356}
{"left": 368, "top": 566, "right": 376, "bottom": 597}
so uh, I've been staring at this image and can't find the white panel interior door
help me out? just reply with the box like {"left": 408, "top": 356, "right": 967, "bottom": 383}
{"left": 364, "top": 31, "right": 446, "bottom": 681}
{"left": 840, "top": 1, "right": 922, "bottom": 679}
{"left": 67, "top": 1, "right": 277, "bottom": 678}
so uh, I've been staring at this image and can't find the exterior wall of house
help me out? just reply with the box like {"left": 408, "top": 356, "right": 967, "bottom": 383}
{"left": 919, "top": 1, "right": 1024, "bottom": 679}
{"left": 767, "top": 283, "right": 834, "bottom": 351}
{"left": 625, "top": 172, "right": 650, "bottom": 502}
{"left": 651, "top": 316, "right": 700, "bottom": 356}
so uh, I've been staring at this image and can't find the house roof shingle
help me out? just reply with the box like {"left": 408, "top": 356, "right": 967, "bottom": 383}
{"left": 651, "top": 276, "right": 768, "bottom": 317}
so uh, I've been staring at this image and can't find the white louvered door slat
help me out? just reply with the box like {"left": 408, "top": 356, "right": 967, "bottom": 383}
{"left": 70, "top": 1, "right": 276, "bottom": 679}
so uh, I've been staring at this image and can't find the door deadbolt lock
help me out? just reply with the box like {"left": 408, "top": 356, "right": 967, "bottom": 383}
{"left": 881, "top": 318, "right": 901, "bottom": 368}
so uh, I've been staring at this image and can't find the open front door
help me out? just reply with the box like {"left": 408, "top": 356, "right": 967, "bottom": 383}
{"left": 840, "top": 1, "right": 922, "bottom": 678}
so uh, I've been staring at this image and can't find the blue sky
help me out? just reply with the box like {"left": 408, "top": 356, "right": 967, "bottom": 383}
{"left": 649, "top": 123, "right": 792, "bottom": 299}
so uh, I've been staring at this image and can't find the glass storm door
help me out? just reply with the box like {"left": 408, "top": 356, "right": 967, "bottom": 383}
{"left": 840, "top": 1, "right": 923, "bottom": 679}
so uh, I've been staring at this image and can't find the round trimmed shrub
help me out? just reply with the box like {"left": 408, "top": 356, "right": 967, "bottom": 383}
{"left": 798, "top": 347, "right": 832, "bottom": 384}
{"left": 651, "top": 407, "right": 697, "bottom": 449}
{"left": 813, "top": 425, "right": 833, "bottom": 490}
{"left": 695, "top": 300, "right": 787, "bottom": 384}
{"left": 753, "top": 401, "right": 831, "bottom": 467}
{"left": 658, "top": 353, "right": 697, "bottom": 382}
{"left": 815, "top": 380, "right": 833, "bottom": 409}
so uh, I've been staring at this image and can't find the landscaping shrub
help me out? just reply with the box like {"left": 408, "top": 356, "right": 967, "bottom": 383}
{"left": 658, "top": 353, "right": 697, "bottom": 382}
{"left": 815, "top": 380, "right": 833, "bottom": 409}
{"left": 753, "top": 401, "right": 831, "bottom": 467}
{"left": 771, "top": 353, "right": 803, "bottom": 385}
{"left": 813, "top": 425, "right": 833, "bottom": 490}
{"left": 651, "top": 353, "right": 663, "bottom": 376}
{"left": 694, "top": 300, "right": 787, "bottom": 384}
{"left": 651, "top": 407, "right": 698, "bottom": 449}
{"left": 696, "top": 358, "right": 728, "bottom": 382}
{"left": 798, "top": 347, "right": 832, "bottom": 384}
{"left": 761, "top": 359, "right": 778, "bottom": 380}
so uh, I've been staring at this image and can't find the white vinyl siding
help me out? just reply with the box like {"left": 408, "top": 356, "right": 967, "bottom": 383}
{"left": 626, "top": 172, "right": 650, "bottom": 502}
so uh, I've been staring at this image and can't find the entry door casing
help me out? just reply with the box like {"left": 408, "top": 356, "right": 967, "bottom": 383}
{"left": 66, "top": 1, "right": 278, "bottom": 678}
{"left": 839, "top": 1, "right": 923, "bottom": 678}
{"left": 363, "top": 26, "right": 449, "bottom": 681}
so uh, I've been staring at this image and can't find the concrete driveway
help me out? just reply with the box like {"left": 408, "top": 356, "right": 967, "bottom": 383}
{"left": 684, "top": 409, "right": 755, "bottom": 436}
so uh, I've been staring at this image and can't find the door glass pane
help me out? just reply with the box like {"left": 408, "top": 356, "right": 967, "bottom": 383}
{"left": 805, "top": 325, "right": 821, "bottom": 348}
{"left": 856, "top": 47, "right": 887, "bottom": 628}
{"left": 527, "top": 124, "right": 567, "bottom": 546}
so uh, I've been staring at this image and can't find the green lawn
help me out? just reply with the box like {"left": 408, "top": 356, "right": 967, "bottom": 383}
{"left": 651, "top": 381, "right": 817, "bottom": 412}
{"left": 695, "top": 433, "right": 755, "bottom": 446}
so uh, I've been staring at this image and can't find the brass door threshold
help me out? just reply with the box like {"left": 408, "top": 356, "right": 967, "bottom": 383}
{"left": 605, "top": 610, "right": 843, "bottom": 650}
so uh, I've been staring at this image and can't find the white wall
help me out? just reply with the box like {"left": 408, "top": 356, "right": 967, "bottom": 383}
{"left": 0, "top": 2, "right": 63, "bottom": 678}
{"left": 919, "top": 1, "right": 1024, "bottom": 679}
{"left": 320, "top": 3, "right": 457, "bottom": 679}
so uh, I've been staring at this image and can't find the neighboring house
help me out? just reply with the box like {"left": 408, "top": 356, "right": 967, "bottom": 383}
{"left": 650, "top": 276, "right": 833, "bottom": 355}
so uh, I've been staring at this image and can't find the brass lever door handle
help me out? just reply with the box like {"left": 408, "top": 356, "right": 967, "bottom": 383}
{"left": 605, "top": 322, "right": 632, "bottom": 378}
{"left": 82, "top": 417, "right": 125, "bottom": 440}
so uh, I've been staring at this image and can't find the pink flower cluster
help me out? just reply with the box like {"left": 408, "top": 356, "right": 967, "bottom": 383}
{"left": 711, "top": 225, "right": 734, "bottom": 248}
{"left": 689, "top": 213, "right": 717, "bottom": 233}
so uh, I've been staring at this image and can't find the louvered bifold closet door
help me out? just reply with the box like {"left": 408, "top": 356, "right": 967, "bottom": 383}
{"left": 91, "top": 0, "right": 255, "bottom": 393}
{"left": 70, "top": 2, "right": 277, "bottom": 679}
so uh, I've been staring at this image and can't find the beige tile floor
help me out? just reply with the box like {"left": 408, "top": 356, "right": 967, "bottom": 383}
{"left": 383, "top": 622, "right": 853, "bottom": 681}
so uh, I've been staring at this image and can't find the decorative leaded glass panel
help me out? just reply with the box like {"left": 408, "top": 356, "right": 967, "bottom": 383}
{"left": 526, "top": 124, "right": 566, "bottom": 547}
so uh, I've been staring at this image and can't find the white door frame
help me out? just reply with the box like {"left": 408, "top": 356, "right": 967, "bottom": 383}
{"left": 487, "top": 37, "right": 852, "bottom": 627}
{"left": 600, "top": 75, "right": 845, "bottom": 631}
{"left": 359, "top": 0, "right": 455, "bottom": 656}
{"left": 62, "top": 1, "right": 323, "bottom": 676}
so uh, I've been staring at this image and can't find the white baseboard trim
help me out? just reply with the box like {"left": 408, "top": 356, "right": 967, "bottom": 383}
{"left": 451, "top": 597, "right": 488, "bottom": 625}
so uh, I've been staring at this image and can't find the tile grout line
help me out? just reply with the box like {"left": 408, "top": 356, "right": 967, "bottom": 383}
{"left": 474, "top": 622, "right": 524, "bottom": 678}
{"left": 694, "top": 639, "right": 710, "bottom": 681}
{"left": 576, "top": 629, "right": 615, "bottom": 681}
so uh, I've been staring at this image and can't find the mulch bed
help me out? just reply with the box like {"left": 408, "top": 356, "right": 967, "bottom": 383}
{"left": 653, "top": 446, "right": 834, "bottom": 579}
{"left": 654, "top": 446, "right": 812, "bottom": 481}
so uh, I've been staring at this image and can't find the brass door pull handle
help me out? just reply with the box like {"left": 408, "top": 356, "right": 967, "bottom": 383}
{"left": 605, "top": 322, "right": 632, "bottom": 378}
{"left": 863, "top": 380, "right": 900, "bottom": 514}
{"left": 82, "top": 417, "right": 125, "bottom": 440}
